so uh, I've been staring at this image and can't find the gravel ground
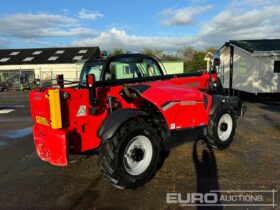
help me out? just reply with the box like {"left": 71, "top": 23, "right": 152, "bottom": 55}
{"left": 0, "top": 91, "right": 279, "bottom": 210}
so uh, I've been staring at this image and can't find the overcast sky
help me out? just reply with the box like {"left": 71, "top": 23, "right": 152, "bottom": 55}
{"left": 0, "top": 0, "right": 279, "bottom": 51}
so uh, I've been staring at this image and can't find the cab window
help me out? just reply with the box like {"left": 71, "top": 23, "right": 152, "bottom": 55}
{"left": 105, "top": 57, "right": 161, "bottom": 80}
{"left": 80, "top": 61, "right": 104, "bottom": 84}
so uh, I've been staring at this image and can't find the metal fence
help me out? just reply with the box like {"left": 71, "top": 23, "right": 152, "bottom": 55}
{"left": 0, "top": 68, "right": 80, "bottom": 91}
{"left": 0, "top": 70, "right": 35, "bottom": 90}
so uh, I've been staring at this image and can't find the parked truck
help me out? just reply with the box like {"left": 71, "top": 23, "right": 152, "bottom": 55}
{"left": 29, "top": 52, "right": 246, "bottom": 189}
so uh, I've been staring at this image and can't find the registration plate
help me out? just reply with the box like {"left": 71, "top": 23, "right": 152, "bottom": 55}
{"left": 36, "top": 116, "right": 49, "bottom": 126}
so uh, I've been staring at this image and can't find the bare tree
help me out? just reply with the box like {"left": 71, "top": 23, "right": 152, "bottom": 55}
{"left": 177, "top": 47, "right": 195, "bottom": 62}
{"left": 110, "top": 48, "right": 125, "bottom": 56}
{"left": 141, "top": 48, "right": 163, "bottom": 58}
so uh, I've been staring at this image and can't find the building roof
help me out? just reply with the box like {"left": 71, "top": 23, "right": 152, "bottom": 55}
{"left": 0, "top": 47, "right": 100, "bottom": 65}
{"left": 203, "top": 51, "right": 213, "bottom": 61}
{"left": 227, "top": 39, "right": 280, "bottom": 53}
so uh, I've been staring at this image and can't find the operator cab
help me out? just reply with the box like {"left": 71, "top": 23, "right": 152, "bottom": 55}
{"left": 80, "top": 54, "right": 164, "bottom": 86}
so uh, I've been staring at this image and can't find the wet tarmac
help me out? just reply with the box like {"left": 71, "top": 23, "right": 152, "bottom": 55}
{"left": 0, "top": 91, "right": 279, "bottom": 210}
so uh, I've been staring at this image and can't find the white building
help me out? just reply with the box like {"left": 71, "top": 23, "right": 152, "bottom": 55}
{"left": 218, "top": 39, "right": 280, "bottom": 94}
{"left": 0, "top": 47, "right": 100, "bottom": 90}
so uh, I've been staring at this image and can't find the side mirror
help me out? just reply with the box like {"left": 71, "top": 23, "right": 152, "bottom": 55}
{"left": 86, "top": 74, "right": 96, "bottom": 88}
{"left": 213, "top": 58, "right": 221, "bottom": 66}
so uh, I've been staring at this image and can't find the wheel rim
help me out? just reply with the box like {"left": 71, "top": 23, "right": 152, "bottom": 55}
{"left": 123, "top": 135, "right": 153, "bottom": 176}
{"left": 218, "top": 113, "right": 233, "bottom": 142}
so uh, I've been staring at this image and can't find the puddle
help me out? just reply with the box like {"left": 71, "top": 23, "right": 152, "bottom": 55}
{"left": 0, "top": 104, "right": 27, "bottom": 109}
{"left": 1, "top": 127, "right": 33, "bottom": 139}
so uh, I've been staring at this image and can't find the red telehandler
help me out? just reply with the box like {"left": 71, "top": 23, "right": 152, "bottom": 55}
{"left": 30, "top": 50, "right": 246, "bottom": 189}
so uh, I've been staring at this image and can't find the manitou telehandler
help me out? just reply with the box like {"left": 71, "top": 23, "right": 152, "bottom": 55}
{"left": 29, "top": 49, "right": 246, "bottom": 189}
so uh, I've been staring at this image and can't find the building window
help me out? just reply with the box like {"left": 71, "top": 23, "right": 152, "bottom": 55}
{"left": 73, "top": 56, "right": 83, "bottom": 61}
{"left": 10, "top": 52, "right": 20, "bottom": 56}
{"left": 55, "top": 50, "right": 65, "bottom": 54}
{"left": 33, "top": 51, "right": 42, "bottom": 55}
{"left": 23, "top": 57, "right": 34, "bottom": 62}
{"left": 78, "top": 50, "right": 87, "bottom": 54}
{"left": 274, "top": 61, "right": 280, "bottom": 73}
{"left": 0, "top": 58, "right": 10, "bottom": 62}
{"left": 48, "top": 56, "right": 59, "bottom": 61}
{"left": 239, "top": 59, "right": 247, "bottom": 74}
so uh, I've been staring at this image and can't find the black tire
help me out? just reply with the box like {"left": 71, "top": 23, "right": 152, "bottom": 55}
{"left": 98, "top": 117, "right": 162, "bottom": 189}
{"left": 206, "top": 103, "right": 236, "bottom": 149}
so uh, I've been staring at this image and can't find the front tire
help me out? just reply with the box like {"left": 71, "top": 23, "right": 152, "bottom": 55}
{"left": 98, "top": 117, "right": 162, "bottom": 189}
{"left": 207, "top": 103, "right": 236, "bottom": 149}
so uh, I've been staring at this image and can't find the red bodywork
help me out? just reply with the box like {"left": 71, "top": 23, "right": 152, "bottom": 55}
{"left": 30, "top": 72, "right": 213, "bottom": 166}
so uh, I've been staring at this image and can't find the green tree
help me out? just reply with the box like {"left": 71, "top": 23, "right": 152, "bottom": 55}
{"left": 161, "top": 53, "right": 181, "bottom": 61}
{"left": 141, "top": 48, "right": 163, "bottom": 58}
{"left": 176, "top": 47, "right": 195, "bottom": 72}
{"left": 177, "top": 47, "right": 211, "bottom": 72}
{"left": 189, "top": 51, "right": 207, "bottom": 72}
{"left": 177, "top": 47, "right": 195, "bottom": 62}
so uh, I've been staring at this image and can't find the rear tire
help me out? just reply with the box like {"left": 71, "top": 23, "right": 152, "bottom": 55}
{"left": 98, "top": 117, "right": 162, "bottom": 189}
{"left": 207, "top": 103, "right": 236, "bottom": 149}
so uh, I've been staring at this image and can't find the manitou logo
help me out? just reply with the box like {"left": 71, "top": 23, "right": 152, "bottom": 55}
{"left": 167, "top": 193, "right": 218, "bottom": 204}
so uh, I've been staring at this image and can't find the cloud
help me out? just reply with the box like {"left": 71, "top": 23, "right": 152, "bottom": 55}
{"left": 79, "top": 9, "right": 103, "bottom": 20}
{"left": 0, "top": 12, "right": 96, "bottom": 39}
{"left": 198, "top": 5, "right": 280, "bottom": 44}
{"left": 1, "top": 1, "right": 280, "bottom": 51}
{"left": 241, "top": 0, "right": 274, "bottom": 5}
{"left": 72, "top": 28, "right": 198, "bottom": 50}
{"left": 23, "top": 39, "right": 55, "bottom": 46}
{"left": 73, "top": 2, "right": 280, "bottom": 51}
{"left": 160, "top": 5, "right": 212, "bottom": 26}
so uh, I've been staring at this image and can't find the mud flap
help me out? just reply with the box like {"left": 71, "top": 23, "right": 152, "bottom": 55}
{"left": 97, "top": 109, "right": 148, "bottom": 140}
{"left": 211, "top": 95, "right": 247, "bottom": 118}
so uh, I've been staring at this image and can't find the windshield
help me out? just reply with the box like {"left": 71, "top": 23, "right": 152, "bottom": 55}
{"left": 104, "top": 57, "right": 162, "bottom": 80}
{"left": 80, "top": 60, "right": 105, "bottom": 85}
